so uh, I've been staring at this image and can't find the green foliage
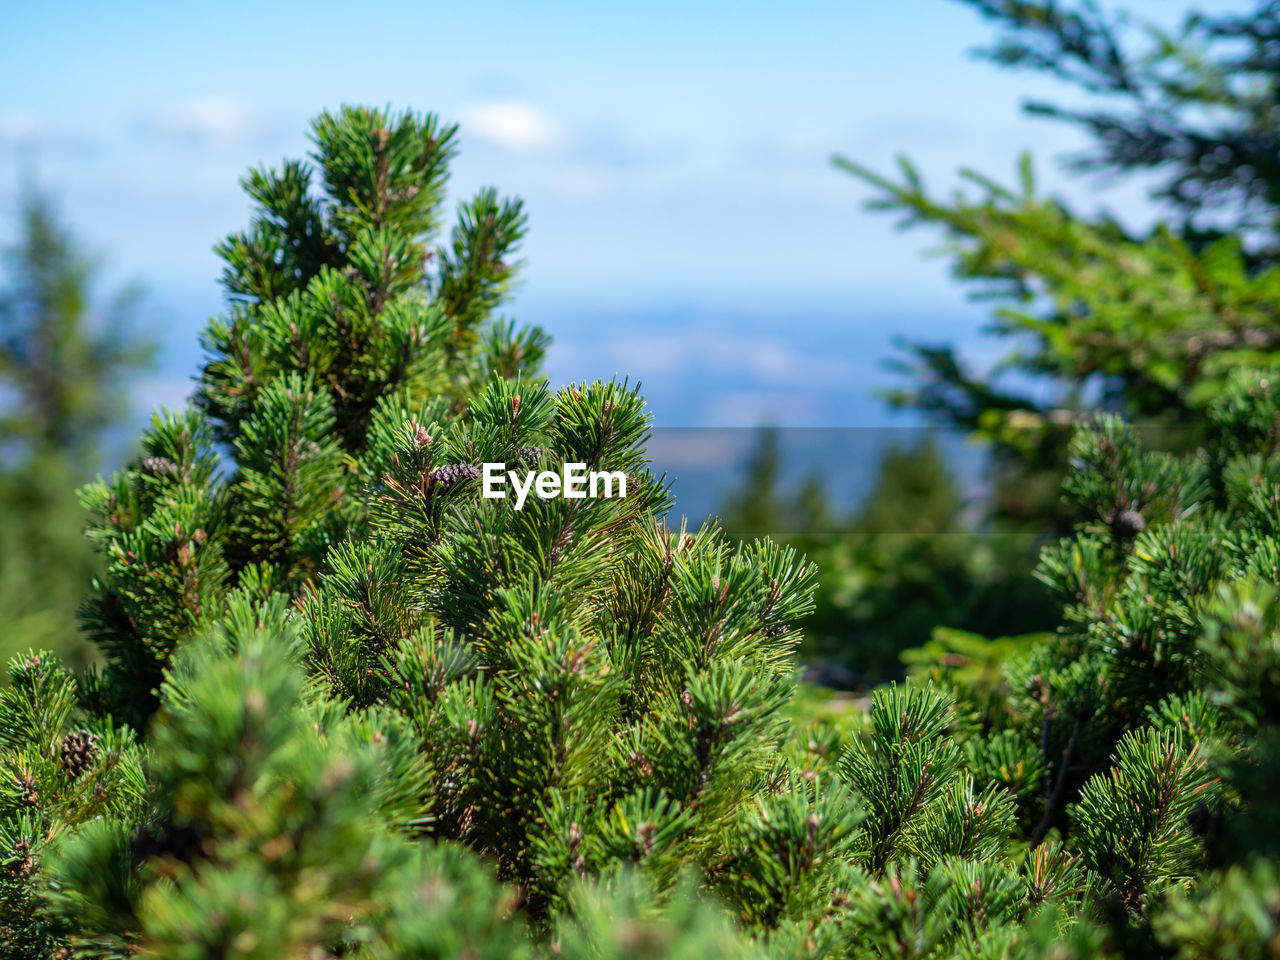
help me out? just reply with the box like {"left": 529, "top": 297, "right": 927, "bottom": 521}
{"left": 902, "top": 626, "right": 1048, "bottom": 728}
{"left": 0, "top": 185, "right": 155, "bottom": 669}
{"left": 838, "top": 0, "right": 1280, "bottom": 536}
{"left": 554, "top": 873, "right": 762, "bottom": 960}
{"left": 9, "top": 83, "right": 1280, "bottom": 959}
{"left": 958, "top": 0, "right": 1280, "bottom": 234}
{"left": 732, "top": 373, "right": 1280, "bottom": 956}
{"left": 296, "top": 372, "right": 825, "bottom": 927}
{"left": 840, "top": 152, "right": 1280, "bottom": 430}
{"left": 46, "top": 618, "right": 529, "bottom": 960}
{"left": 0, "top": 652, "right": 147, "bottom": 957}
{"left": 719, "top": 435, "right": 1057, "bottom": 683}
{"left": 79, "top": 105, "right": 547, "bottom": 727}
{"left": 1152, "top": 859, "right": 1280, "bottom": 960}
{"left": 3, "top": 105, "right": 848, "bottom": 960}
{"left": 0, "top": 459, "right": 100, "bottom": 667}
{"left": 0, "top": 185, "right": 153, "bottom": 463}
{"left": 1069, "top": 727, "right": 1215, "bottom": 914}
{"left": 835, "top": 2, "right": 1280, "bottom": 909}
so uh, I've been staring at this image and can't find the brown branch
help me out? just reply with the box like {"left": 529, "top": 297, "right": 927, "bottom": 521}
{"left": 1030, "top": 715, "right": 1084, "bottom": 849}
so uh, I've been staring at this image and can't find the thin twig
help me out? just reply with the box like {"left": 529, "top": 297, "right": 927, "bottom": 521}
{"left": 1030, "top": 715, "right": 1084, "bottom": 848}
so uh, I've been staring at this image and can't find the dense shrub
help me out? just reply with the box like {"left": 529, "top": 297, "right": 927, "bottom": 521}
{"left": 2, "top": 105, "right": 1280, "bottom": 960}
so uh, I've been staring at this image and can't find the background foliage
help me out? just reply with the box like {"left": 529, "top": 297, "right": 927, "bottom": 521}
{"left": 0, "top": 185, "right": 154, "bottom": 669}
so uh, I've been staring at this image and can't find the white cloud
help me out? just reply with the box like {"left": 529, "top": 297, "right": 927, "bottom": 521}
{"left": 459, "top": 101, "right": 563, "bottom": 152}
{"left": 742, "top": 128, "right": 831, "bottom": 169}
{"left": 141, "top": 96, "right": 268, "bottom": 147}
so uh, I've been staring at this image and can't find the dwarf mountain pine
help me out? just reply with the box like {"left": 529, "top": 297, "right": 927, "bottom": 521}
{"left": 1, "top": 105, "right": 1280, "bottom": 960}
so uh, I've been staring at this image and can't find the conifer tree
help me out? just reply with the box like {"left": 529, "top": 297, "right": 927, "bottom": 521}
{"left": 298, "top": 370, "right": 826, "bottom": 923}
{"left": 0, "top": 651, "right": 146, "bottom": 957}
{"left": 7, "top": 100, "right": 1280, "bottom": 960}
{"left": 720, "top": 433, "right": 1054, "bottom": 683}
{"left": 79, "top": 106, "right": 546, "bottom": 726}
{"left": 24, "top": 104, "right": 844, "bottom": 958}
{"left": 839, "top": 0, "right": 1280, "bottom": 534}
{"left": 44, "top": 598, "right": 532, "bottom": 959}
{"left": 0, "top": 184, "right": 155, "bottom": 666}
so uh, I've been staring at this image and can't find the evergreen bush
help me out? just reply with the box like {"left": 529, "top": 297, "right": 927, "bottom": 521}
{"left": 2, "top": 103, "right": 1280, "bottom": 960}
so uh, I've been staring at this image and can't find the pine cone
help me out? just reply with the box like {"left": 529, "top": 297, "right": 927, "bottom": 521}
{"left": 636, "top": 821, "right": 656, "bottom": 857}
{"left": 1112, "top": 508, "right": 1146, "bottom": 539}
{"left": 630, "top": 751, "right": 654, "bottom": 779}
{"left": 430, "top": 463, "right": 480, "bottom": 489}
{"left": 59, "top": 730, "right": 100, "bottom": 779}
{"left": 7, "top": 838, "right": 37, "bottom": 878}
{"left": 140, "top": 456, "right": 179, "bottom": 478}
{"left": 517, "top": 445, "right": 545, "bottom": 466}
{"left": 16, "top": 774, "right": 37, "bottom": 806}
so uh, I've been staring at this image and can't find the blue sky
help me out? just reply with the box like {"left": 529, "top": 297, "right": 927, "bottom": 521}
{"left": 1, "top": 0, "right": 1241, "bottom": 431}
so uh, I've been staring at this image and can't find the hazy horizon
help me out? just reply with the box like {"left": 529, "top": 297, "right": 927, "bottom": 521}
{"left": 5, "top": 0, "right": 1246, "bottom": 440}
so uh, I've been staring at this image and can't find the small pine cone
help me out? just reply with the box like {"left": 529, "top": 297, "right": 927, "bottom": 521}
{"left": 430, "top": 463, "right": 480, "bottom": 489}
{"left": 59, "top": 730, "right": 100, "bottom": 779}
{"left": 1112, "top": 508, "right": 1146, "bottom": 539}
{"left": 140, "top": 456, "right": 179, "bottom": 478}
{"left": 7, "top": 838, "right": 37, "bottom": 878}
{"left": 636, "top": 821, "right": 656, "bottom": 857}
{"left": 16, "top": 774, "right": 38, "bottom": 806}
{"left": 630, "top": 751, "right": 654, "bottom": 779}
{"left": 517, "top": 445, "right": 545, "bottom": 466}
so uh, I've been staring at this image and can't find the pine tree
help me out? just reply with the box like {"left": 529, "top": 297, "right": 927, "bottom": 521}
{"left": 79, "top": 106, "right": 547, "bottom": 727}
{"left": 838, "top": 0, "right": 1280, "bottom": 534}
{"left": 21, "top": 104, "right": 843, "bottom": 959}
{"left": 299, "top": 370, "right": 826, "bottom": 924}
{"left": 0, "top": 184, "right": 155, "bottom": 667}
{"left": 8, "top": 100, "right": 1280, "bottom": 960}
{"left": 0, "top": 651, "right": 147, "bottom": 957}
{"left": 720, "top": 432, "right": 1055, "bottom": 683}
{"left": 43, "top": 597, "right": 532, "bottom": 959}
